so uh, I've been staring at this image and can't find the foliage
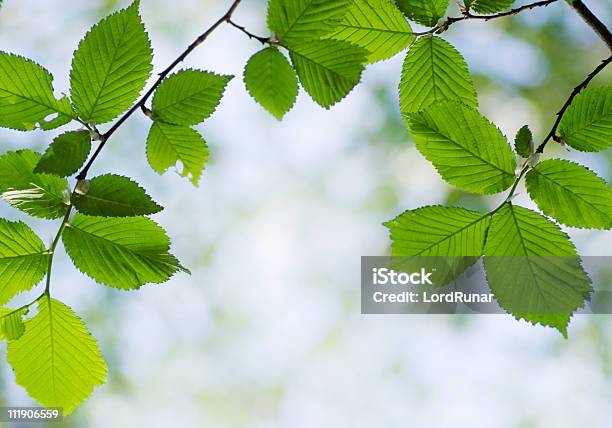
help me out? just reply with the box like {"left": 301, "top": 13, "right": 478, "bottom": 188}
{"left": 0, "top": 0, "right": 610, "bottom": 414}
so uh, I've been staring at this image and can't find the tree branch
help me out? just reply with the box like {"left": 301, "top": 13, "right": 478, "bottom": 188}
{"left": 568, "top": 0, "right": 612, "bottom": 52}
{"left": 76, "top": 0, "right": 244, "bottom": 180}
{"left": 424, "top": 0, "right": 559, "bottom": 35}
{"left": 535, "top": 55, "right": 611, "bottom": 153}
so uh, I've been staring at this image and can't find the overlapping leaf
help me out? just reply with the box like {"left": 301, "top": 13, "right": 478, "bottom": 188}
{"left": 244, "top": 48, "right": 298, "bottom": 120}
{"left": 62, "top": 214, "right": 188, "bottom": 290}
{"left": 559, "top": 86, "right": 612, "bottom": 152}
{"left": 468, "top": 0, "right": 515, "bottom": 14}
{"left": 385, "top": 206, "right": 490, "bottom": 284}
{"left": 7, "top": 297, "right": 107, "bottom": 414}
{"left": 385, "top": 206, "right": 489, "bottom": 256}
{"left": 267, "top": 0, "right": 351, "bottom": 42}
{"left": 146, "top": 122, "right": 209, "bottom": 186}
{"left": 327, "top": 0, "right": 415, "bottom": 63}
{"left": 394, "top": 0, "right": 449, "bottom": 27}
{"left": 288, "top": 39, "right": 367, "bottom": 108}
{"left": 152, "top": 69, "right": 232, "bottom": 126}
{"left": 484, "top": 203, "right": 591, "bottom": 335}
{"left": 34, "top": 130, "right": 92, "bottom": 177}
{"left": 408, "top": 101, "right": 516, "bottom": 194}
{"left": 514, "top": 125, "right": 533, "bottom": 158}
{"left": 526, "top": 159, "right": 611, "bottom": 229}
{"left": 400, "top": 36, "right": 477, "bottom": 115}
{"left": 0, "top": 150, "right": 69, "bottom": 219}
{"left": 0, "top": 53, "right": 74, "bottom": 131}
{"left": 0, "top": 308, "right": 26, "bottom": 341}
{"left": 0, "top": 219, "right": 48, "bottom": 305}
{"left": 70, "top": 0, "right": 152, "bottom": 123}
{"left": 73, "top": 174, "right": 162, "bottom": 217}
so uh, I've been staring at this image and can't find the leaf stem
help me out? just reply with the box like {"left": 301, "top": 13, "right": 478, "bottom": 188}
{"left": 76, "top": 0, "right": 244, "bottom": 180}
{"left": 44, "top": 206, "right": 73, "bottom": 296}
{"left": 0, "top": 206, "right": 73, "bottom": 320}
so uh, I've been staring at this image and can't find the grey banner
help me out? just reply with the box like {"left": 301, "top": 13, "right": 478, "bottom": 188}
{"left": 361, "top": 256, "right": 612, "bottom": 314}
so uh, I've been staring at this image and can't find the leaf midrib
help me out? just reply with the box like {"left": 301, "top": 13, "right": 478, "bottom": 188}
{"left": 532, "top": 167, "right": 610, "bottom": 218}
{"left": 65, "top": 223, "right": 167, "bottom": 262}
{"left": 80, "top": 193, "right": 158, "bottom": 212}
{"left": 412, "top": 213, "right": 488, "bottom": 255}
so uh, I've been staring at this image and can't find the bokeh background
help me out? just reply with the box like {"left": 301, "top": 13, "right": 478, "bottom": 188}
{"left": 1, "top": 0, "right": 611, "bottom": 426}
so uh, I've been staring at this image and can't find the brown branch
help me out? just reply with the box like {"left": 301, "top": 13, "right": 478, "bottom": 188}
{"left": 77, "top": 0, "right": 243, "bottom": 180}
{"left": 569, "top": 0, "right": 612, "bottom": 51}
{"left": 422, "top": 0, "right": 559, "bottom": 35}
{"left": 536, "top": 55, "right": 611, "bottom": 153}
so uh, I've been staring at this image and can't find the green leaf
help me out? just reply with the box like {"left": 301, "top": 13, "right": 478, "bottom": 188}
{"left": 514, "top": 125, "right": 533, "bottom": 158}
{"left": 288, "top": 39, "right": 367, "bottom": 108}
{"left": 0, "top": 308, "right": 26, "bottom": 341}
{"left": 399, "top": 36, "right": 477, "bottom": 115}
{"left": 484, "top": 203, "right": 591, "bottom": 335}
{"left": 146, "top": 122, "right": 209, "bottom": 186}
{"left": 152, "top": 69, "right": 232, "bottom": 126}
{"left": 0, "top": 150, "right": 70, "bottom": 219}
{"left": 7, "top": 297, "right": 107, "bottom": 414}
{"left": 73, "top": 174, "right": 162, "bottom": 217}
{"left": 385, "top": 206, "right": 490, "bottom": 284}
{"left": 70, "top": 0, "right": 153, "bottom": 124}
{"left": 470, "top": 0, "right": 515, "bottom": 13}
{"left": 62, "top": 214, "right": 189, "bottom": 290}
{"left": 34, "top": 130, "right": 92, "bottom": 177}
{"left": 244, "top": 47, "right": 298, "bottom": 120}
{"left": 267, "top": 0, "right": 351, "bottom": 43}
{"left": 526, "top": 159, "right": 612, "bottom": 229}
{"left": 408, "top": 101, "right": 516, "bottom": 194}
{"left": 394, "top": 0, "right": 449, "bottom": 27}
{"left": 0, "top": 219, "right": 49, "bottom": 305}
{"left": 0, "top": 52, "right": 74, "bottom": 131}
{"left": 559, "top": 86, "right": 612, "bottom": 152}
{"left": 326, "top": 0, "right": 415, "bottom": 63}
{"left": 385, "top": 206, "right": 489, "bottom": 256}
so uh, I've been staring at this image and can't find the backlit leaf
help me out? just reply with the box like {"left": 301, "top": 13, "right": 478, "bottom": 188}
{"left": 400, "top": 36, "right": 477, "bottom": 115}
{"left": 146, "top": 122, "right": 209, "bottom": 186}
{"left": 526, "top": 159, "right": 612, "bottom": 229}
{"left": 408, "top": 101, "right": 516, "bottom": 194}
{"left": 7, "top": 297, "right": 107, "bottom": 414}
{"left": 0, "top": 52, "right": 74, "bottom": 131}
{"left": 62, "top": 214, "right": 189, "bottom": 290}
{"left": 0, "top": 150, "right": 69, "bottom": 219}
{"left": 34, "top": 130, "right": 92, "bottom": 177}
{"left": 327, "top": 0, "right": 415, "bottom": 63}
{"left": 484, "top": 203, "right": 591, "bottom": 335}
{"left": 152, "top": 69, "right": 232, "bottom": 126}
{"left": 0, "top": 219, "right": 48, "bottom": 305}
{"left": 244, "top": 47, "right": 298, "bottom": 120}
{"left": 288, "top": 39, "right": 367, "bottom": 108}
{"left": 70, "top": 0, "right": 153, "bottom": 123}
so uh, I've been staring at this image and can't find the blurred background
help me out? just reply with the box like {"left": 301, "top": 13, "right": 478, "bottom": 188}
{"left": 0, "top": 0, "right": 611, "bottom": 426}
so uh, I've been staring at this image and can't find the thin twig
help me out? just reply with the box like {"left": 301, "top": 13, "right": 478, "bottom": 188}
{"left": 227, "top": 19, "right": 272, "bottom": 44}
{"left": 76, "top": 0, "right": 244, "bottom": 180}
{"left": 44, "top": 206, "right": 73, "bottom": 295}
{"left": 464, "top": 0, "right": 559, "bottom": 21}
{"left": 413, "top": 0, "right": 559, "bottom": 35}
{"left": 536, "top": 55, "right": 611, "bottom": 153}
